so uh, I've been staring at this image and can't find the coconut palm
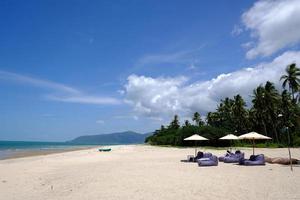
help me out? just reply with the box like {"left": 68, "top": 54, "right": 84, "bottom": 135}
{"left": 280, "top": 63, "right": 300, "bottom": 102}
{"left": 169, "top": 115, "right": 180, "bottom": 129}
{"left": 217, "top": 97, "right": 235, "bottom": 130}
{"left": 206, "top": 112, "right": 220, "bottom": 127}
{"left": 232, "top": 94, "right": 248, "bottom": 133}
{"left": 279, "top": 90, "right": 293, "bottom": 126}
{"left": 192, "top": 112, "right": 204, "bottom": 126}
{"left": 264, "top": 81, "right": 280, "bottom": 142}
{"left": 184, "top": 120, "right": 191, "bottom": 127}
{"left": 252, "top": 86, "right": 268, "bottom": 136}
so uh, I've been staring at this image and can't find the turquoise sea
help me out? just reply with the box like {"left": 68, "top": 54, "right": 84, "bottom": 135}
{"left": 0, "top": 141, "right": 97, "bottom": 160}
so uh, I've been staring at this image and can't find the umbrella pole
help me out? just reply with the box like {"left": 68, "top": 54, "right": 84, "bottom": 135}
{"left": 195, "top": 141, "right": 197, "bottom": 157}
{"left": 287, "top": 128, "right": 293, "bottom": 171}
{"left": 252, "top": 139, "right": 255, "bottom": 155}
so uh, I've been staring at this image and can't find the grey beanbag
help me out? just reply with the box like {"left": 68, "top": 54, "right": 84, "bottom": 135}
{"left": 224, "top": 152, "right": 244, "bottom": 163}
{"left": 239, "top": 154, "right": 265, "bottom": 166}
{"left": 198, "top": 155, "right": 218, "bottom": 166}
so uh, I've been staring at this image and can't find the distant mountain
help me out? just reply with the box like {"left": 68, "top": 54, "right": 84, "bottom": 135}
{"left": 68, "top": 131, "right": 153, "bottom": 145}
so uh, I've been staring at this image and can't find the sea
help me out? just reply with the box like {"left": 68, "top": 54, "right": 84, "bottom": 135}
{"left": 0, "top": 141, "right": 97, "bottom": 160}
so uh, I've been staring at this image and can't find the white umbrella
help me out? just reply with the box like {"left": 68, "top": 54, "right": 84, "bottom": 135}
{"left": 184, "top": 134, "right": 208, "bottom": 157}
{"left": 238, "top": 132, "right": 271, "bottom": 155}
{"left": 219, "top": 134, "right": 239, "bottom": 140}
{"left": 219, "top": 134, "right": 239, "bottom": 152}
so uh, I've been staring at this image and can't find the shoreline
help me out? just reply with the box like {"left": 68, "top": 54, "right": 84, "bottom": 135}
{"left": 0, "top": 146, "right": 97, "bottom": 160}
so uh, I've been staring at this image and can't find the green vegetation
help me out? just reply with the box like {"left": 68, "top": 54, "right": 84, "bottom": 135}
{"left": 146, "top": 63, "right": 300, "bottom": 147}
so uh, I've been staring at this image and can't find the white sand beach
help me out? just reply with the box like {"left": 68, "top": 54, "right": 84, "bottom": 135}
{"left": 0, "top": 145, "right": 299, "bottom": 200}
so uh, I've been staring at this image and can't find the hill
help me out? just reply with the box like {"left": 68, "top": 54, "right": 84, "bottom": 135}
{"left": 69, "top": 131, "right": 152, "bottom": 145}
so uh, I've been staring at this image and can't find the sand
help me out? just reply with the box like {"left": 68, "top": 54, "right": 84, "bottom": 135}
{"left": 0, "top": 145, "right": 299, "bottom": 200}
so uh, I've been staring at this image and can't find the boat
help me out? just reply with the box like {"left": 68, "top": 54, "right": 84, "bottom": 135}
{"left": 98, "top": 148, "right": 111, "bottom": 152}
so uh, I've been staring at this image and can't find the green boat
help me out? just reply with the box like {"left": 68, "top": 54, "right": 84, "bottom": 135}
{"left": 98, "top": 148, "right": 111, "bottom": 152}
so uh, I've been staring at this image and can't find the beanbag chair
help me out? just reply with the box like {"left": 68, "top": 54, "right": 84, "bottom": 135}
{"left": 203, "top": 152, "right": 213, "bottom": 158}
{"left": 219, "top": 150, "right": 244, "bottom": 163}
{"left": 224, "top": 152, "right": 244, "bottom": 163}
{"left": 189, "top": 152, "right": 213, "bottom": 162}
{"left": 239, "top": 154, "right": 265, "bottom": 166}
{"left": 198, "top": 155, "right": 218, "bottom": 166}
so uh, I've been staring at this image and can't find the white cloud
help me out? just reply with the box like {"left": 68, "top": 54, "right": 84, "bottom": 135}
{"left": 0, "top": 71, "right": 79, "bottom": 94}
{"left": 0, "top": 71, "right": 121, "bottom": 105}
{"left": 124, "top": 51, "right": 300, "bottom": 119}
{"left": 241, "top": 42, "right": 254, "bottom": 49}
{"left": 137, "top": 51, "right": 189, "bottom": 66}
{"left": 114, "top": 115, "right": 139, "bottom": 121}
{"left": 136, "top": 46, "right": 205, "bottom": 67}
{"left": 96, "top": 120, "right": 104, "bottom": 124}
{"left": 47, "top": 95, "right": 120, "bottom": 105}
{"left": 117, "top": 89, "right": 125, "bottom": 95}
{"left": 124, "top": 75, "right": 188, "bottom": 116}
{"left": 231, "top": 25, "right": 243, "bottom": 36}
{"left": 242, "top": 0, "right": 300, "bottom": 59}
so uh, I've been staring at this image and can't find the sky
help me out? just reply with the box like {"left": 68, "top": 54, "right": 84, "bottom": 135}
{"left": 1, "top": 0, "right": 300, "bottom": 141}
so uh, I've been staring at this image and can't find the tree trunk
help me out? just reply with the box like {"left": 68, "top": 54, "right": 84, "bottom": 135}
{"left": 273, "top": 125, "right": 279, "bottom": 143}
{"left": 262, "top": 121, "right": 268, "bottom": 136}
{"left": 291, "top": 86, "right": 296, "bottom": 103}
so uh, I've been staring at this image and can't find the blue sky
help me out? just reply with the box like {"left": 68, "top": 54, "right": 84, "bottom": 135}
{"left": 1, "top": 0, "right": 300, "bottom": 141}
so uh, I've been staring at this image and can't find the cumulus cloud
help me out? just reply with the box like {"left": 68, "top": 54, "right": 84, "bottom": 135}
{"left": 0, "top": 71, "right": 121, "bottom": 105}
{"left": 124, "top": 75, "right": 189, "bottom": 116}
{"left": 124, "top": 51, "right": 300, "bottom": 118}
{"left": 242, "top": 0, "right": 300, "bottom": 59}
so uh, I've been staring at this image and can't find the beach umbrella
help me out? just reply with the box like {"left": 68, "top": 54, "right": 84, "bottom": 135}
{"left": 219, "top": 134, "right": 239, "bottom": 140}
{"left": 238, "top": 132, "right": 271, "bottom": 155}
{"left": 184, "top": 134, "right": 208, "bottom": 157}
{"left": 219, "top": 134, "right": 239, "bottom": 152}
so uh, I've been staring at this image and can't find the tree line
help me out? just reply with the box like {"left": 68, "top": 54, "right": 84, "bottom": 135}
{"left": 146, "top": 63, "right": 300, "bottom": 147}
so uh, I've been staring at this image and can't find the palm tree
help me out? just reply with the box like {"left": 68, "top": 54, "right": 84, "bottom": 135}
{"left": 280, "top": 63, "right": 300, "bottom": 102}
{"left": 264, "top": 81, "right": 280, "bottom": 142}
{"left": 193, "top": 112, "right": 204, "bottom": 126}
{"left": 184, "top": 120, "right": 191, "bottom": 127}
{"left": 252, "top": 85, "right": 268, "bottom": 136}
{"left": 280, "top": 90, "right": 299, "bottom": 138}
{"left": 169, "top": 115, "right": 180, "bottom": 129}
{"left": 192, "top": 112, "right": 200, "bottom": 125}
{"left": 206, "top": 112, "right": 220, "bottom": 127}
{"left": 232, "top": 94, "right": 248, "bottom": 133}
{"left": 217, "top": 97, "right": 234, "bottom": 131}
{"left": 279, "top": 90, "right": 293, "bottom": 127}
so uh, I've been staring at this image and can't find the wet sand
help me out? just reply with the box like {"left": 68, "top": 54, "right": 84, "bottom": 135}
{"left": 0, "top": 146, "right": 94, "bottom": 160}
